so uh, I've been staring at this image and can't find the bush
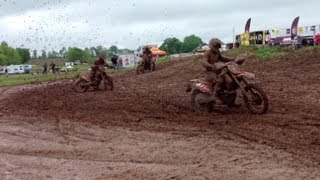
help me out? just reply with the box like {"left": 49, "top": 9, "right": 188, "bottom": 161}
{"left": 256, "top": 46, "right": 280, "bottom": 60}
{"left": 66, "top": 47, "right": 92, "bottom": 62}
{"left": 0, "top": 42, "right": 22, "bottom": 65}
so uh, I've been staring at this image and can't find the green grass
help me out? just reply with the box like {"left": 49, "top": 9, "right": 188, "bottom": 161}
{"left": 156, "top": 56, "right": 171, "bottom": 64}
{"left": 0, "top": 63, "right": 131, "bottom": 87}
{"left": 0, "top": 72, "right": 80, "bottom": 86}
{"left": 0, "top": 64, "right": 90, "bottom": 87}
{"left": 297, "top": 46, "right": 320, "bottom": 54}
{"left": 29, "top": 58, "right": 67, "bottom": 66}
{"left": 224, "top": 46, "right": 290, "bottom": 61}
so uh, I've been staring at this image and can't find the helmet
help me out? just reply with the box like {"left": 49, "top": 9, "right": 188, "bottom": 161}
{"left": 209, "top": 38, "right": 224, "bottom": 49}
{"left": 99, "top": 53, "right": 105, "bottom": 59}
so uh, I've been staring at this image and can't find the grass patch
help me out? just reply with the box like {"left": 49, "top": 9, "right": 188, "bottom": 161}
{"left": 156, "top": 56, "right": 171, "bottom": 64}
{"left": 0, "top": 72, "right": 80, "bottom": 87}
{"left": 0, "top": 63, "right": 138, "bottom": 87}
{"left": 256, "top": 46, "right": 281, "bottom": 60}
{"left": 297, "top": 46, "right": 320, "bottom": 54}
{"left": 0, "top": 63, "right": 111, "bottom": 87}
{"left": 224, "top": 46, "right": 290, "bottom": 61}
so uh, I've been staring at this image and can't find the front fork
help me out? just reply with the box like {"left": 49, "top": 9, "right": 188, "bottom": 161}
{"left": 230, "top": 73, "right": 250, "bottom": 99}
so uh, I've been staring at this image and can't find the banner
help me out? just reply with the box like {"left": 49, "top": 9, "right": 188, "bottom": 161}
{"left": 245, "top": 18, "right": 251, "bottom": 33}
{"left": 240, "top": 32, "right": 250, "bottom": 46}
{"left": 291, "top": 16, "right": 300, "bottom": 40}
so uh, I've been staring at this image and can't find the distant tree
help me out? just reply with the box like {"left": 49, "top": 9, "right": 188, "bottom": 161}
{"left": 47, "top": 51, "right": 53, "bottom": 58}
{"left": 181, "top": 35, "right": 203, "bottom": 53}
{"left": 118, "top": 48, "right": 133, "bottom": 54}
{"left": 52, "top": 51, "right": 59, "bottom": 58}
{"left": 109, "top": 45, "right": 118, "bottom": 54}
{"left": 32, "top": 50, "right": 37, "bottom": 59}
{"left": 96, "top": 45, "right": 104, "bottom": 55}
{"left": 66, "top": 47, "right": 91, "bottom": 62}
{"left": 41, "top": 50, "right": 47, "bottom": 59}
{"left": 16, "top": 48, "right": 31, "bottom": 63}
{"left": 159, "top": 37, "right": 183, "bottom": 55}
{"left": 89, "top": 47, "right": 97, "bottom": 57}
{"left": 48, "top": 50, "right": 59, "bottom": 59}
{"left": 59, "top": 47, "right": 67, "bottom": 58}
{"left": 84, "top": 48, "right": 92, "bottom": 57}
{"left": 1, "top": 41, "right": 8, "bottom": 46}
{"left": 0, "top": 42, "right": 21, "bottom": 65}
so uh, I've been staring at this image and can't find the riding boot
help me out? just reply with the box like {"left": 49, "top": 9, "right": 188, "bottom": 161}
{"left": 213, "top": 80, "right": 224, "bottom": 105}
{"left": 213, "top": 93, "right": 224, "bottom": 105}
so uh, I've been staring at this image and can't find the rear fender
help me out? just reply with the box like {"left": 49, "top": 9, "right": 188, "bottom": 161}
{"left": 81, "top": 74, "right": 90, "bottom": 82}
{"left": 193, "top": 82, "right": 211, "bottom": 93}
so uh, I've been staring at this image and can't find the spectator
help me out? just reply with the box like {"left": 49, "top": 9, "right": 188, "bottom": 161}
{"left": 50, "top": 61, "right": 56, "bottom": 74}
{"left": 43, "top": 63, "right": 48, "bottom": 75}
{"left": 111, "top": 53, "right": 118, "bottom": 69}
{"left": 5, "top": 67, "right": 8, "bottom": 77}
{"left": 119, "top": 58, "right": 123, "bottom": 68}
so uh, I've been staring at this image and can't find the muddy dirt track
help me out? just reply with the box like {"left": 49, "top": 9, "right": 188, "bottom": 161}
{"left": 0, "top": 51, "right": 320, "bottom": 179}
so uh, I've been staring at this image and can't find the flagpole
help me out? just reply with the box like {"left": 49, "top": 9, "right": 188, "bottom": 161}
{"left": 233, "top": 27, "right": 235, "bottom": 49}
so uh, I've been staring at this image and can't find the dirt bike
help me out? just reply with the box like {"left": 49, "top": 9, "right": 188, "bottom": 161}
{"left": 186, "top": 58, "right": 268, "bottom": 115}
{"left": 74, "top": 69, "right": 114, "bottom": 93}
{"left": 136, "top": 58, "right": 156, "bottom": 75}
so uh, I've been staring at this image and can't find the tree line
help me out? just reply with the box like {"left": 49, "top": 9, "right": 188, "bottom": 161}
{"left": 0, "top": 41, "right": 31, "bottom": 66}
{"left": 0, "top": 42, "right": 133, "bottom": 66}
{"left": 159, "top": 34, "right": 203, "bottom": 55}
{"left": 32, "top": 45, "right": 133, "bottom": 63}
{"left": 0, "top": 34, "right": 203, "bottom": 66}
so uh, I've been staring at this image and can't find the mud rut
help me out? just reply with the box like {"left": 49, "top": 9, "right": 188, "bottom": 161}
{"left": 0, "top": 53, "right": 319, "bottom": 179}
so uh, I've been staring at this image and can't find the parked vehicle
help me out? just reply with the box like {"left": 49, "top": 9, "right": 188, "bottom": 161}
{"left": 61, "top": 62, "right": 77, "bottom": 72}
{"left": 5, "top": 65, "right": 25, "bottom": 74}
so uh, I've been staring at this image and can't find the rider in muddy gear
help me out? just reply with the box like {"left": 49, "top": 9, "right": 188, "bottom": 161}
{"left": 141, "top": 46, "right": 153, "bottom": 67}
{"left": 203, "top": 38, "right": 239, "bottom": 106}
{"left": 89, "top": 54, "right": 107, "bottom": 81}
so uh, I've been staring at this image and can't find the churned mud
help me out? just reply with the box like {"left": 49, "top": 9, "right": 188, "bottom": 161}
{"left": 0, "top": 52, "right": 319, "bottom": 179}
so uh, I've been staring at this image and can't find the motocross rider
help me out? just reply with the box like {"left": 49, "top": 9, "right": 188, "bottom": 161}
{"left": 141, "top": 46, "right": 153, "bottom": 66}
{"left": 89, "top": 53, "right": 107, "bottom": 81}
{"left": 202, "top": 38, "right": 239, "bottom": 107}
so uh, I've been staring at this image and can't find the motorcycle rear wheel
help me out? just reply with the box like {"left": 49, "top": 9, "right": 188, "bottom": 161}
{"left": 74, "top": 78, "right": 89, "bottom": 93}
{"left": 191, "top": 89, "right": 213, "bottom": 112}
{"left": 243, "top": 84, "right": 268, "bottom": 114}
{"left": 101, "top": 74, "right": 114, "bottom": 91}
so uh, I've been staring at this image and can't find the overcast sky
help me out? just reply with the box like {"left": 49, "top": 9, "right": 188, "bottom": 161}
{"left": 0, "top": 0, "right": 319, "bottom": 51}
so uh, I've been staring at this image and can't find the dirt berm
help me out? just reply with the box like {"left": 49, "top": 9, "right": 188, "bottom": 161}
{"left": 0, "top": 51, "right": 319, "bottom": 179}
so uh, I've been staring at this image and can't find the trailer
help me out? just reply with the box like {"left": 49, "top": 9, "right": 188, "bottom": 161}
{"left": 235, "top": 17, "right": 320, "bottom": 47}
{"left": 119, "top": 54, "right": 136, "bottom": 68}
{"left": 0, "top": 64, "right": 32, "bottom": 75}
{"left": 237, "top": 25, "right": 320, "bottom": 47}
{"left": 6, "top": 65, "right": 25, "bottom": 74}
{"left": 236, "top": 30, "right": 270, "bottom": 47}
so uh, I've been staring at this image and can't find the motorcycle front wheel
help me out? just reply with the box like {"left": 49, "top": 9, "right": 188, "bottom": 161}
{"left": 136, "top": 64, "right": 144, "bottom": 75}
{"left": 101, "top": 74, "right": 114, "bottom": 91}
{"left": 74, "top": 78, "right": 89, "bottom": 93}
{"left": 243, "top": 84, "right": 268, "bottom": 114}
{"left": 151, "top": 62, "right": 156, "bottom": 71}
{"left": 191, "top": 89, "right": 213, "bottom": 112}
